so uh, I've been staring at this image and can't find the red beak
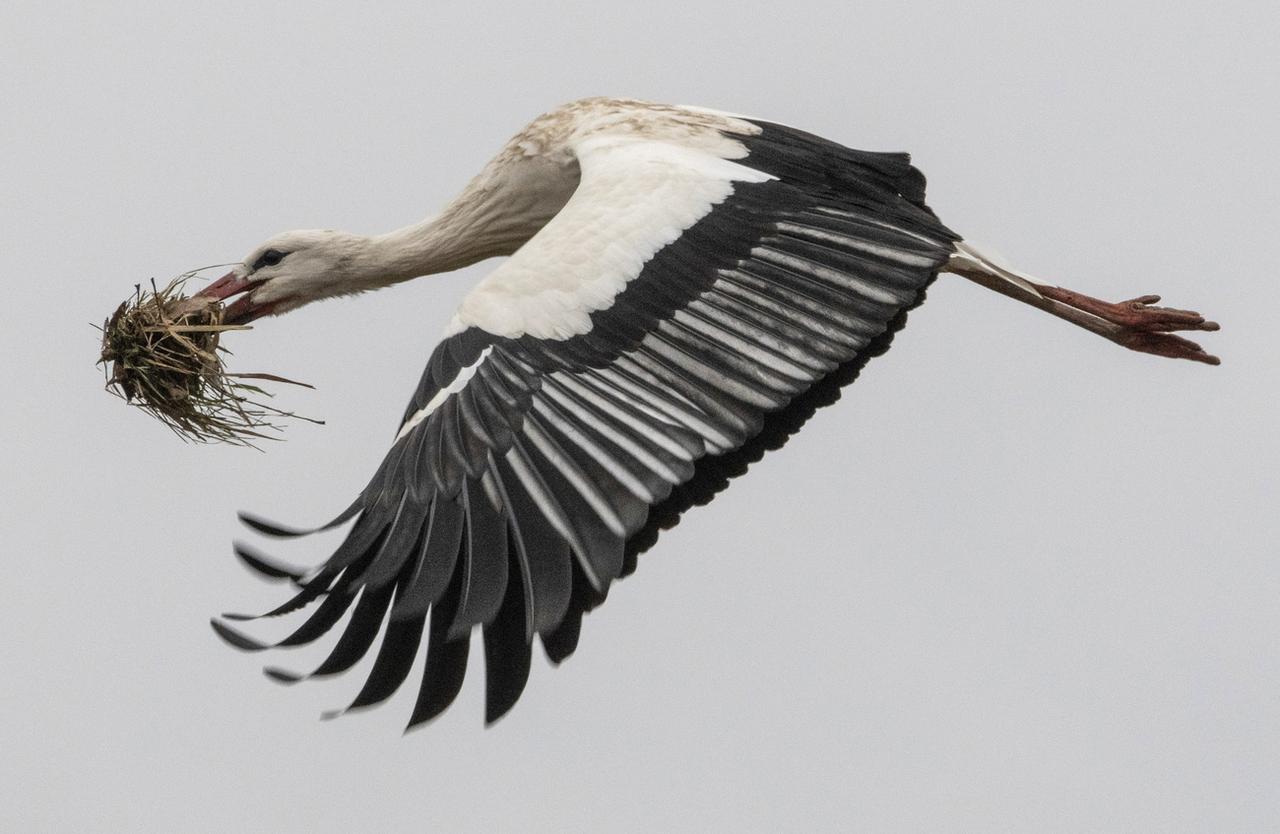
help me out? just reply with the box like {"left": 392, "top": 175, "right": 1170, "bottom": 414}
{"left": 195, "top": 270, "right": 270, "bottom": 324}
{"left": 196, "top": 270, "right": 255, "bottom": 302}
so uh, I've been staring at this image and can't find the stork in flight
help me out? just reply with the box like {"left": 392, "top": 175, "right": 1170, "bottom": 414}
{"left": 204, "top": 98, "right": 1219, "bottom": 728}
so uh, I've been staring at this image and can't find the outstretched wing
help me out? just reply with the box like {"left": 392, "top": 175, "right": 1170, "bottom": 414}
{"left": 213, "top": 116, "right": 959, "bottom": 728}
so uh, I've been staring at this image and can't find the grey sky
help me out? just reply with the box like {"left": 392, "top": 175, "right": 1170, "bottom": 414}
{"left": 3, "top": 1, "right": 1277, "bottom": 831}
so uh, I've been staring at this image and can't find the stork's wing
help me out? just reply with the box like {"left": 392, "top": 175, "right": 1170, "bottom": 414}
{"left": 214, "top": 119, "right": 959, "bottom": 727}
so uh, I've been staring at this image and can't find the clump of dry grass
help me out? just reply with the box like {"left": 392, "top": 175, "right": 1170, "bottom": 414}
{"left": 97, "top": 274, "right": 319, "bottom": 446}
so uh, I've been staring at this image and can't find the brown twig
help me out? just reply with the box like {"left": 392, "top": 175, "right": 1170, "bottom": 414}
{"left": 97, "top": 274, "right": 322, "bottom": 446}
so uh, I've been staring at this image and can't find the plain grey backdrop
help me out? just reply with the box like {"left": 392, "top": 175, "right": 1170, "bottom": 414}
{"left": 2, "top": 1, "right": 1276, "bottom": 831}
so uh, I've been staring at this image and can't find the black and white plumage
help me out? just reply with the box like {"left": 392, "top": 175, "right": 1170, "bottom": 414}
{"left": 203, "top": 98, "right": 1218, "bottom": 729}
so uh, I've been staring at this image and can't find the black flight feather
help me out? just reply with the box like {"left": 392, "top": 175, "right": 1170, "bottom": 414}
{"left": 481, "top": 541, "right": 533, "bottom": 724}
{"left": 489, "top": 447, "right": 576, "bottom": 636}
{"left": 406, "top": 576, "right": 470, "bottom": 730}
{"left": 390, "top": 497, "right": 463, "bottom": 622}
{"left": 447, "top": 478, "right": 509, "bottom": 639}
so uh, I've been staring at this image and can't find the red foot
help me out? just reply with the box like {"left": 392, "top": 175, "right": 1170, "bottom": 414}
{"left": 1037, "top": 288, "right": 1221, "bottom": 365}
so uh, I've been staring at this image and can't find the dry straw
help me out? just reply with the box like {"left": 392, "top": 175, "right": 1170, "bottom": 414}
{"left": 97, "top": 274, "right": 319, "bottom": 446}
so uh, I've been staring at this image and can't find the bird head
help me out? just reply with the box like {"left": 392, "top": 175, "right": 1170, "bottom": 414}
{"left": 197, "top": 229, "right": 371, "bottom": 324}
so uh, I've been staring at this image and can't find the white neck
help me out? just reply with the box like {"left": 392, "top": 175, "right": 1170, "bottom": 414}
{"left": 352, "top": 155, "right": 580, "bottom": 289}
{"left": 358, "top": 213, "right": 513, "bottom": 286}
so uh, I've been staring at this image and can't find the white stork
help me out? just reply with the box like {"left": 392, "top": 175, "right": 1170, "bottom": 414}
{"left": 203, "top": 98, "right": 1219, "bottom": 728}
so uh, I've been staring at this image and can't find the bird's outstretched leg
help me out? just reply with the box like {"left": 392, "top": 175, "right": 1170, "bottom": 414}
{"left": 946, "top": 241, "right": 1221, "bottom": 365}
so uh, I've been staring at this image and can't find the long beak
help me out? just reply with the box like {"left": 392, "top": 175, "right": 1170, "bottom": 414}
{"left": 195, "top": 270, "right": 255, "bottom": 302}
{"left": 195, "top": 270, "right": 271, "bottom": 324}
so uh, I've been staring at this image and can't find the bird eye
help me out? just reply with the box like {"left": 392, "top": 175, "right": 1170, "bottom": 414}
{"left": 252, "top": 249, "right": 288, "bottom": 271}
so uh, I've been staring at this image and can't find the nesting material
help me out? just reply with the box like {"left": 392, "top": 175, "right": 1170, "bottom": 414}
{"left": 98, "top": 275, "right": 318, "bottom": 445}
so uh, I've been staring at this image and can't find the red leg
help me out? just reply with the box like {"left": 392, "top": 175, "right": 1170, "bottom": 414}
{"left": 1033, "top": 286, "right": 1221, "bottom": 365}
{"left": 946, "top": 244, "right": 1221, "bottom": 366}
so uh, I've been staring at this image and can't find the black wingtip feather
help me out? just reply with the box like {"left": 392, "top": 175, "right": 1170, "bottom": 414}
{"left": 345, "top": 613, "right": 426, "bottom": 711}
{"left": 482, "top": 543, "right": 533, "bottom": 724}
{"left": 233, "top": 541, "right": 305, "bottom": 582}
{"left": 540, "top": 561, "right": 606, "bottom": 665}
{"left": 210, "top": 618, "right": 268, "bottom": 651}
{"left": 406, "top": 578, "right": 471, "bottom": 730}
{"left": 263, "top": 666, "right": 303, "bottom": 684}
{"left": 484, "top": 644, "right": 530, "bottom": 725}
{"left": 540, "top": 618, "right": 581, "bottom": 666}
{"left": 406, "top": 635, "right": 469, "bottom": 730}
{"left": 237, "top": 512, "right": 312, "bottom": 538}
{"left": 308, "top": 584, "right": 396, "bottom": 678}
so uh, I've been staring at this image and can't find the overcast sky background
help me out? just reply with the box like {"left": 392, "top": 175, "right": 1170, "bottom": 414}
{"left": 2, "top": 1, "right": 1277, "bottom": 831}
